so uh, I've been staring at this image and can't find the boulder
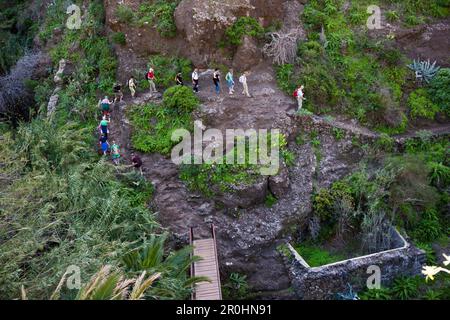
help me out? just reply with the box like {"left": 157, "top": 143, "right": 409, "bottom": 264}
{"left": 232, "top": 35, "right": 263, "bottom": 71}
{"left": 215, "top": 175, "right": 268, "bottom": 208}
{"left": 174, "top": 0, "right": 255, "bottom": 65}
{"left": 268, "top": 163, "right": 290, "bottom": 198}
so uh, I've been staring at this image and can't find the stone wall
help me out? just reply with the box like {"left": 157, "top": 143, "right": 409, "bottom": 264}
{"left": 284, "top": 229, "right": 426, "bottom": 299}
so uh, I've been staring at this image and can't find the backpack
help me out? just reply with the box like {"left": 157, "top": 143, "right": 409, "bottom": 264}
{"left": 145, "top": 72, "right": 149, "bottom": 80}
{"left": 293, "top": 89, "right": 298, "bottom": 98}
{"left": 239, "top": 75, "right": 245, "bottom": 83}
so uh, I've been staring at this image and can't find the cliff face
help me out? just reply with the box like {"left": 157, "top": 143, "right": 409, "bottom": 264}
{"left": 104, "top": 0, "right": 302, "bottom": 75}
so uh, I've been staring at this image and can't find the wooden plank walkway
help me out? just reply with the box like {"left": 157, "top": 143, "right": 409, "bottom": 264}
{"left": 191, "top": 226, "right": 222, "bottom": 300}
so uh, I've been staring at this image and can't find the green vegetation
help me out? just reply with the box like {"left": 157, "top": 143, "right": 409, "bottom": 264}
{"left": 115, "top": 4, "right": 135, "bottom": 24}
{"left": 224, "top": 16, "right": 264, "bottom": 46}
{"left": 294, "top": 243, "right": 345, "bottom": 267}
{"left": 147, "top": 55, "right": 192, "bottom": 88}
{"left": 309, "top": 137, "right": 448, "bottom": 253}
{"left": 222, "top": 273, "right": 249, "bottom": 300}
{"left": 114, "top": 1, "right": 180, "bottom": 38}
{"left": 428, "top": 68, "right": 450, "bottom": 116}
{"left": 275, "top": 0, "right": 449, "bottom": 131}
{"left": 138, "top": 0, "right": 181, "bottom": 38}
{"left": 0, "top": 0, "right": 38, "bottom": 74}
{"left": 0, "top": 0, "right": 200, "bottom": 300}
{"left": 265, "top": 193, "right": 277, "bottom": 207}
{"left": 179, "top": 133, "right": 290, "bottom": 197}
{"left": 112, "top": 32, "right": 126, "bottom": 45}
{"left": 179, "top": 157, "right": 260, "bottom": 197}
{"left": 407, "top": 89, "right": 439, "bottom": 120}
{"left": 129, "top": 86, "right": 198, "bottom": 155}
{"left": 361, "top": 273, "right": 450, "bottom": 300}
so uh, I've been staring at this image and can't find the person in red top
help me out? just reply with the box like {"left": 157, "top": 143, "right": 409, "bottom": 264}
{"left": 147, "top": 68, "right": 157, "bottom": 93}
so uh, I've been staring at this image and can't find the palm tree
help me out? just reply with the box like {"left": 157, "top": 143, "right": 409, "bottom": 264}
{"left": 46, "top": 265, "right": 161, "bottom": 300}
{"left": 121, "top": 234, "right": 209, "bottom": 299}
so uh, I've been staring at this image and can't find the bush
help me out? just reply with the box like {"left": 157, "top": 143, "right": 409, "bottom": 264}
{"left": 375, "top": 133, "right": 395, "bottom": 152}
{"left": 128, "top": 102, "right": 193, "bottom": 155}
{"left": 162, "top": 85, "right": 199, "bottom": 113}
{"left": 112, "top": 32, "right": 126, "bottom": 45}
{"left": 313, "top": 189, "right": 335, "bottom": 221}
{"left": 148, "top": 55, "right": 192, "bottom": 88}
{"left": 391, "top": 277, "right": 421, "bottom": 300}
{"left": 222, "top": 273, "right": 249, "bottom": 300}
{"left": 138, "top": 0, "right": 180, "bottom": 38}
{"left": 408, "top": 89, "right": 439, "bottom": 120}
{"left": 412, "top": 208, "right": 442, "bottom": 242}
{"left": 115, "top": 5, "right": 135, "bottom": 23}
{"left": 359, "top": 288, "right": 392, "bottom": 300}
{"left": 224, "top": 17, "right": 264, "bottom": 46}
{"left": 265, "top": 193, "right": 277, "bottom": 207}
{"left": 428, "top": 68, "right": 450, "bottom": 116}
{"left": 276, "top": 64, "right": 296, "bottom": 94}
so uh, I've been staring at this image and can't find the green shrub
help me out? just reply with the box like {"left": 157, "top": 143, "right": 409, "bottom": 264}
{"left": 391, "top": 276, "right": 420, "bottom": 300}
{"left": 138, "top": 0, "right": 180, "bottom": 38}
{"left": 375, "top": 133, "right": 395, "bottom": 152}
{"left": 412, "top": 208, "right": 442, "bottom": 242}
{"left": 408, "top": 89, "right": 439, "bottom": 120}
{"left": 428, "top": 68, "right": 450, "bottom": 116}
{"left": 276, "top": 64, "right": 296, "bottom": 94}
{"left": 386, "top": 10, "right": 400, "bottom": 22}
{"left": 265, "top": 193, "right": 277, "bottom": 207}
{"left": 282, "top": 150, "right": 296, "bottom": 167}
{"left": 148, "top": 55, "right": 192, "bottom": 88}
{"left": 313, "top": 189, "right": 335, "bottom": 221}
{"left": 115, "top": 5, "right": 135, "bottom": 23}
{"left": 128, "top": 101, "right": 194, "bottom": 155}
{"left": 222, "top": 273, "right": 249, "bottom": 300}
{"left": 332, "top": 128, "right": 345, "bottom": 140}
{"left": 415, "top": 243, "right": 437, "bottom": 265}
{"left": 359, "top": 288, "right": 392, "bottom": 300}
{"left": 162, "top": 85, "right": 199, "bottom": 113}
{"left": 224, "top": 16, "right": 264, "bottom": 46}
{"left": 428, "top": 162, "right": 450, "bottom": 187}
{"left": 112, "top": 32, "right": 126, "bottom": 45}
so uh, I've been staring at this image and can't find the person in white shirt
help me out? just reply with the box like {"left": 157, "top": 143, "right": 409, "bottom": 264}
{"left": 128, "top": 76, "right": 137, "bottom": 98}
{"left": 239, "top": 72, "right": 251, "bottom": 97}
{"left": 192, "top": 68, "right": 199, "bottom": 93}
{"left": 295, "top": 85, "right": 305, "bottom": 110}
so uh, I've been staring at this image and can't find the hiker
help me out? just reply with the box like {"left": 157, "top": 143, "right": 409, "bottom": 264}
{"left": 192, "top": 68, "right": 199, "bottom": 93}
{"left": 111, "top": 141, "right": 120, "bottom": 165}
{"left": 293, "top": 85, "right": 305, "bottom": 110}
{"left": 98, "top": 116, "right": 109, "bottom": 139}
{"left": 175, "top": 72, "right": 183, "bottom": 86}
{"left": 213, "top": 68, "right": 220, "bottom": 94}
{"left": 130, "top": 152, "right": 143, "bottom": 175}
{"left": 128, "top": 76, "right": 137, "bottom": 98}
{"left": 225, "top": 69, "right": 235, "bottom": 95}
{"left": 99, "top": 134, "right": 109, "bottom": 156}
{"left": 100, "top": 96, "right": 112, "bottom": 117}
{"left": 239, "top": 72, "right": 251, "bottom": 97}
{"left": 146, "top": 67, "right": 157, "bottom": 93}
{"left": 113, "top": 82, "right": 123, "bottom": 103}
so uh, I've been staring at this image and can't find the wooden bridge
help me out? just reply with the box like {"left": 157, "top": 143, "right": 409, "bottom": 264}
{"left": 190, "top": 225, "right": 222, "bottom": 300}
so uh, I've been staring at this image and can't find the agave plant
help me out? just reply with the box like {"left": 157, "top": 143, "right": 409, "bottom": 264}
{"left": 408, "top": 59, "right": 441, "bottom": 83}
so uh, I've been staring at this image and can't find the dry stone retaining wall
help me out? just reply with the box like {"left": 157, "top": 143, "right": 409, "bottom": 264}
{"left": 284, "top": 229, "right": 426, "bottom": 299}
